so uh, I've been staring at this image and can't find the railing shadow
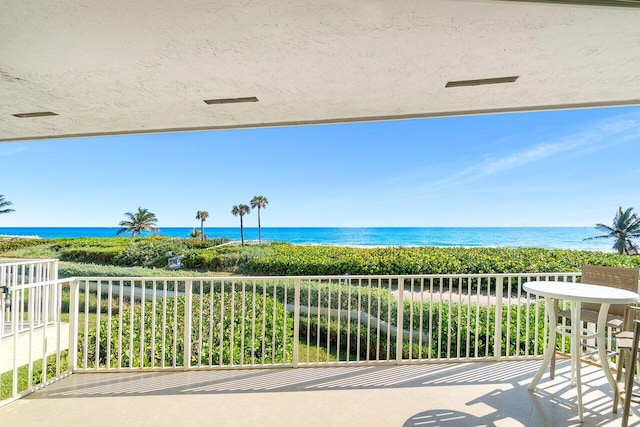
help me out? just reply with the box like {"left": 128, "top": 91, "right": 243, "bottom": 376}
{"left": 26, "top": 358, "right": 630, "bottom": 425}
{"left": 29, "top": 360, "right": 542, "bottom": 398}
{"left": 402, "top": 360, "right": 626, "bottom": 426}
{"left": 22, "top": 359, "right": 578, "bottom": 397}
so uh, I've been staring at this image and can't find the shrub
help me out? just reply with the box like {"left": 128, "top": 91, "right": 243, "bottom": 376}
{"left": 58, "top": 262, "right": 216, "bottom": 278}
{"left": 182, "top": 245, "right": 273, "bottom": 271}
{"left": 244, "top": 244, "right": 640, "bottom": 276}
{"left": 77, "top": 292, "right": 294, "bottom": 368}
{"left": 114, "top": 239, "right": 187, "bottom": 268}
{"left": 182, "top": 238, "right": 231, "bottom": 249}
{"left": 0, "top": 238, "right": 48, "bottom": 252}
{"left": 59, "top": 247, "right": 121, "bottom": 264}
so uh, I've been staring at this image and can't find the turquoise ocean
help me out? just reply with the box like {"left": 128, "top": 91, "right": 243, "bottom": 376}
{"left": 0, "top": 227, "right": 612, "bottom": 252}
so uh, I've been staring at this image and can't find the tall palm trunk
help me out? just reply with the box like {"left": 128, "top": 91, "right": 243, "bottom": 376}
{"left": 240, "top": 216, "right": 245, "bottom": 246}
{"left": 200, "top": 219, "right": 205, "bottom": 241}
{"left": 257, "top": 207, "right": 262, "bottom": 244}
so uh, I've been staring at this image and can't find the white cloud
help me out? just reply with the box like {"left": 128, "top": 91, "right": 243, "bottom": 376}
{"left": 0, "top": 145, "right": 27, "bottom": 156}
{"left": 432, "top": 111, "right": 640, "bottom": 189}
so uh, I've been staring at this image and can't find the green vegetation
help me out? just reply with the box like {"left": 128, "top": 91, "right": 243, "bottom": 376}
{"left": 3, "top": 238, "right": 640, "bottom": 278}
{"left": 7, "top": 236, "right": 602, "bottom": 393}
{"left": 70, "top": 278, "right": 548, "bottom": 366}
{"left": 78, "top": 293, "right": 293, "bottom": 368}
{"left": 290, "top": 279, "right": 545, "bottom": 360}
{"left": 586, "top": 207, "right": 640, "bottom": 255}
{"left": 243, "top": 243, "right": 640, "bottom": 276}
{"left": 57, "top": 261, "right": 227, "bottom": 278}
{"left": 0, "top": 236, "right": 231, "bottom": 276}
{"left": 1, "top": 352, "right": 69, "bottom": 400}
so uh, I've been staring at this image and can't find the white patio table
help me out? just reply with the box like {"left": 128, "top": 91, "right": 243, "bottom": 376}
{"left": 524, "top": 280, "right": 640, "bottom": 423}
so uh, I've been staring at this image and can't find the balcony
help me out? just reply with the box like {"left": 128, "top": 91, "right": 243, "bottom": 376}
{"left": 0, "top": 260, "right": 638, "bottom": 425}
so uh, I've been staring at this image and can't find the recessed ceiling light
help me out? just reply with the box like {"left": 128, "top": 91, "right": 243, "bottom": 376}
{"left": 204, "top": 97, "right": 259, "bottom": 105}
{"left": 446, "top": 76, "right": 519, "bottom": 88}
{"left": 12, "top": 111, "right": 59, "bottom": 118}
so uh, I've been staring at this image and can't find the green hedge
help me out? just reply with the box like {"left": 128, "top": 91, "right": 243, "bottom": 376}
{"left": 182, "top": 237, "right": 230, "bottom": 249}
{"left": 241, "top": 279, "right": 545, "bottom": 360}
{"left": 181, "top": 246, "right": 273, "bottom": 271}
{"left": 78, "top": 292, "right": 294, "bottom": 368}
{"left": 58, "top": 262, "right": 217, "bottom": 278}
{"left": 243, "top": 244, "right": 640, "bottom": 276}
{"left": 297, "top": 300, "right": 546, "bottom": 361}
{"left": 59, "top": 247, "right": 122, "bottom": 264}
{"left": 293, "top": 279, "right": 546, "bottom": 360}
{"left": 0, "top": 238, "right": 48, "bottom": 252}
{"left": 73, "top": 277, "right": 549, "bottom": 364}
{"left": 113, "top": 239, "right": 187, "bottom": 268}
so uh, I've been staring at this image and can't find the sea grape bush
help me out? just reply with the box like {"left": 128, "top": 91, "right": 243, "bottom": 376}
{"left": 181, "top": 245, "right": 272, "bottom": 270}
{"left": 77, "top": 292, "right": 294, "bottom": 369}
{"left": 297, "top": 299, "right": 547, "bottom": 361}
{"left": 244, "top": 243, "right": 640, "bottom": 276}
{"left": 260, "top": 279, "right": 545, "bottom": 359}
{"left": 3, "top": 238, "right": 638, "bottom": 276}
{"left": 0, "top": 238, "right": 48, "bottom": 252}
{"left": 60, "top": 247, "right": 122, "bottom": 264}
{"left": 114, "top": 239, "right": 186, "bottom": 268}
{"left": 72, "top": 276, "right": 551, "bottom": 365}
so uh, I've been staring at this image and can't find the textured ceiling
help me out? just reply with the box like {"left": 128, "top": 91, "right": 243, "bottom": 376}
{"left": 1, "top": 0, "right": 639, "bottom": 142}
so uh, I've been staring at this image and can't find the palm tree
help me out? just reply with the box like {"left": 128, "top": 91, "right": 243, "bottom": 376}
{"left": 250, "top": 195, "right": 268, "bottom": 244}
{"left": 231, "top": 204, "right": 250, "bottom": 246}
{"left": 195, "top": 210, "right": 209, "bottom": 242}
{"left": 0, "top": 195, "right": 14, "bottom": 215}
{"left": 116, "top": 207, "right": 159, "bottom": 237}
{"left": 585, "top": 207, "right": 640, "bottom": 254}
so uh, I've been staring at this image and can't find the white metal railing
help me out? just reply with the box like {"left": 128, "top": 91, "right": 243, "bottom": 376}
{"left": 2, "top": 268, "right": 594, "bottom": 406}
{"left": 0, "top": 270, "right": 71, "bottom": 407}
{"left": 67, "top": 272, "right": 582, "bottom": 372}
{"left": 1, "top": 259, "right": 59, "bottom": 338}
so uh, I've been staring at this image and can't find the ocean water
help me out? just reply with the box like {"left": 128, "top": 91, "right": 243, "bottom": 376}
{"left": 0, "top": 227, "right": 613, "bottom": 251}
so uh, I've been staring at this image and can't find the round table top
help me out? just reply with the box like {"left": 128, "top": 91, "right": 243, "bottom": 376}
{"left": 523, "top": 280, "right": 640, "bottom": 305}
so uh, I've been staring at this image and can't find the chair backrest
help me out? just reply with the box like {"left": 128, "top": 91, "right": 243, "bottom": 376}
{"left": 581, "top": 265, "right": 640, "bottom": 316}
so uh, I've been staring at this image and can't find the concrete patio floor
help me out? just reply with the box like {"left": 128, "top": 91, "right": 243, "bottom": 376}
{"left": 1, "top": 359, "right": 638, "bottom": 426}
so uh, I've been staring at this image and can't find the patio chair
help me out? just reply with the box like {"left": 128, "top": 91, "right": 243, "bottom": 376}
{"left": 615, "top": 315, "right": 640, "bottom": 426}
{"left": 549, "top": 265, "right": 640, "bottom": 380}
{"left": 613, "top": 305, "right": 640, "bottom": 416}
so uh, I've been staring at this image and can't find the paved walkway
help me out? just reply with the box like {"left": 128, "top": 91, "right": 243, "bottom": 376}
{"left": 1, "top": 359, "right": 637, "bottom": 426}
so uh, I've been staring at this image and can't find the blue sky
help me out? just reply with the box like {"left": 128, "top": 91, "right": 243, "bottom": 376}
{"left": 1, "top": 105, "right": 639, "bottom": 228}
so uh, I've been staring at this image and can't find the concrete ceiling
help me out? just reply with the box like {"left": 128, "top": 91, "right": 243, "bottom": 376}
{"left": 1, "top": 0, "right": 640, "bottom": 143}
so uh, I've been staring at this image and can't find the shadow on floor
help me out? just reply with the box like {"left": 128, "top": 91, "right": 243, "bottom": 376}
{"left": 31, "top": 359, "right": 545, "bottom": 398}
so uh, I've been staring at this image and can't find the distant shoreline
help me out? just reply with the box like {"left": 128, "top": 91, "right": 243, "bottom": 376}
{"left": 0, "top": 234, "right": 41, "bottom": 240}
{"left": 0, "top": 226, "right": 611, "bottom": 252}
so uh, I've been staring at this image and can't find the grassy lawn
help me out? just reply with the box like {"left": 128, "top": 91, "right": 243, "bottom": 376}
{"left": 298, "top": 341, "right": 338, "bottom": 363}
{"left": 1, "top": 352, "right": 69, "bottom": 400}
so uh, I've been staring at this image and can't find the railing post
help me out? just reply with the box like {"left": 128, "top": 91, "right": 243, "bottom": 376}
{"left": 68, "top": 278, "right": 80, "bottom": 371}
{"left": 49, "top": 260, "right": 59, "bottom": 323}
{"left": 293, "top": 278, "right": 300, "bottom": 368}
{"left": 11, "top": 286, "right": 19, "bottom": 397}
{"left": 40, "top": 278, "right": 50, "bottom": 383}
{"left": 184, "top": 280, "right": 193, "bottom": 370}
{"left": 396, "top": 277, "right": 404, "bottom": 364}
{"left": 494, "top": 276, "right": 503, "bottom": 361}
